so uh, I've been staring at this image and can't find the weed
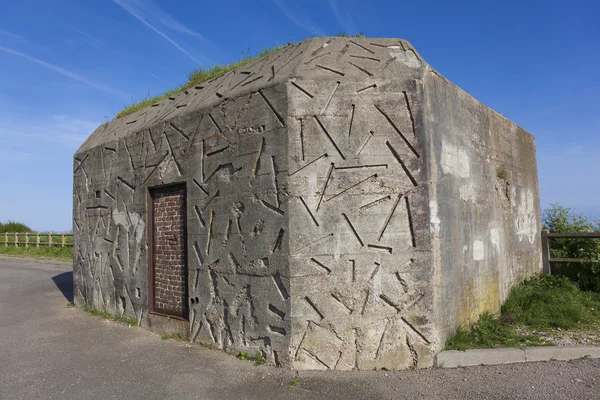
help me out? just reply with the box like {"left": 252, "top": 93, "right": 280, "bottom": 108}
{"left": 161, "top": 333, "right": 184, "bottom": 341}
{"left": 288, "top": 377, "right": 305, "bottom": 389}
{"left": 496, "top": 169, "right": 508, "bottom": 182}
{"left": 66, "top": 301, "right": 75, "bottom": 308}
{"left": 237, "top": 351, "right": 265, "bottom": 365}
{"left": 253, "top": 351, "right": 265, "bottom": 366}
{"left": 336, "top": 32, "right": 366, "bottom": 37}
{"left": 82, "top": 306, "right": 138, "bottom": 327}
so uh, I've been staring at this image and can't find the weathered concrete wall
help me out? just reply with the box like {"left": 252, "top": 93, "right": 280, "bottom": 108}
{"left": 74, "top": 36, "right": 541, "bottom": 370}
{"left": 422, "top": 73, "right": 542, "bottom": 338}
{"left": 73, "top": 80, "right": 292, "bottom": 363}
{"left": 284, "top": 41, "right": 434, "bottom": 370}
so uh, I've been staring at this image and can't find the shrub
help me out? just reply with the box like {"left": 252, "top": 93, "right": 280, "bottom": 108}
{"left": 543, "top": 204, "right": 600, "bottom": 292}
{"left": 0, "top": 220, "right": 32, "bottom": 233}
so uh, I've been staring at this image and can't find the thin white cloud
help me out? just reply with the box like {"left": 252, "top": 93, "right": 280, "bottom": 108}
{"left": 0, "top": 28, "right": 29, "bottom": 43}
{"left": 0, "top": 45, "right": 127, "bottom": 97}
{"left": 327, "top": 0, "right": 358, "bottom": 34}
{"left": 145, "top": 70, "right": 168, "bottom": 85}
{"left": 0, "top": 114, "right": 100, "bottom": 148}
{"left": 71, "top": 28, "right": 103, "bottom": 47}
{"left": 114, "top": 0, "right": 211, "bottom": 65}
{"left": 132, "top": 1, "right": 208, "bottom": 41}
{"left": 272, "top": 0, "right": 322, "bottom": 35}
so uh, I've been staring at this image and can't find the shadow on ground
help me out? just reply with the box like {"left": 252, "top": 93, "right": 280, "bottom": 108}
{"left": 52, "top": 271, "right": 73, "bottom": 302}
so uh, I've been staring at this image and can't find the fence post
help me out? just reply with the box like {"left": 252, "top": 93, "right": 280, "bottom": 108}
{"left": 14, "top": 233, "right": 18, "bottom": 247}
{"left": 36, "top": 233, "right": 40, "bottom": 248}
{"left": 4, "top": 232, "right": 7, "bottom": 248}
{"left": 541, "top": 230, "right": 551, "bottom": 274}
{"left": 49, "top": 233, "right": 53, "bottom": 248}
{"left": 25, "top": 233, "right": 29, "bottom": 249}
{"left": 61, "top": 233, "right": 65, "bottom": 247}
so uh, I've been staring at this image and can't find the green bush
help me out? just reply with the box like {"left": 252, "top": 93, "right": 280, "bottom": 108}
{"left": 543, "top": 204, "right": 600, "bottom": 292}
{"left": 0, "top": 220, "right": 32, "bottom": 233}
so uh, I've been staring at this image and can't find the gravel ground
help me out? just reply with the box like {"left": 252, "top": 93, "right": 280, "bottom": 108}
{"left": 1, "top": 256, "right": 599, "bottom": 400}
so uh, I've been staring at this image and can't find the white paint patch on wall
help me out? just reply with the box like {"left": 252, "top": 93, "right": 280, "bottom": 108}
{"left": 459, "top": 183, "right": 476, "bottom": 203}
{"left": 440, "top": 139, "right": 470, "bottom": 178}
{"left": 490, "top": 227, "right": 501, "bottom": 252}
{"left": 473, "top": 240, "right": 485, "bottom": 261}
{"left": 113, "top": 209, "right": 145, "bottom": 243}
{"left": 429, "top": 200, "right": 441, "bottom": 232}
{"left": 390, "top": 47, "right": 422, "bottom": 69}
{"left": 514, "top": 189, "right": 537, "bottom": 244}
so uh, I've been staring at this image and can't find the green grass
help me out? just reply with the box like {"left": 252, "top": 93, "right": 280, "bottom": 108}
{"left": 161, "top": 333, "right": 184, "bottom": 341}
{"left": 116, "top": 45, "right": 289, "bottom": 119}
{"left": 82, "top": 305, "right": 138, "bottom": 326}
{"left": 503, "top": 274, "right": 600, "bottom": 329}
{"left": 237, "top": 351, "right": 266, "bottom": 366}
{"left": 445, "top": 274, "right": 600, "bottom": 351}
{"left": 288, "top": 377, "right": 306, "bottom": 389}
{"left": 336, "top": 32, "right": 366, "bottom": 37}
{"left": 0, "top": 245, "right": 72, "bottom": 262}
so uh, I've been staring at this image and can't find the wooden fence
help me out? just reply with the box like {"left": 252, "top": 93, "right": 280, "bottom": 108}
{"left": 3, "top": 232, "right": 74, "bottom": 248}
{"left": 541, "top": 230, "right": 600, "bottom": 274}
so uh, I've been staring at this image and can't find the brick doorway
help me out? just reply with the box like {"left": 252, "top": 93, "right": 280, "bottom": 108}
{"left": 148, "top": 184, "right": 188, "bottom": 320}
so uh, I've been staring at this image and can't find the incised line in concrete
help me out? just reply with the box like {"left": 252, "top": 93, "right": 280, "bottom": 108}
{"left": 375, "top": 104, "right": 420, "bottom": 158}
{"left": 327, "top": 173, "right": 377, "bottom": 202}
{"left": 378, "top": 194, "right": 403, "bottom": 241}
{"left": 342, "top": 213, "right": 364, "bottom": 247}
{"left": 313, "top": 115, "right": 346, "bottom": 160}
{"left": 310, "top": 257, "right": 331, "bottom": 274}
{"left": 386, "top": 141, "right": 418, "bottom": 187}
{"left": 316, "top": 163, "right": 335, "bottom": 212}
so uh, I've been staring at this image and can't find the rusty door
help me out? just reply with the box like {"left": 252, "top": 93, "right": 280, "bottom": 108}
{"left": 148, "top": 184, "right": 188, "bottom": 319}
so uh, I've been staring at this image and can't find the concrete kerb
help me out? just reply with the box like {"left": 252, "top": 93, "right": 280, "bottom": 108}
{"left": 436, "top": 346, "right": 600, "bottom": 368}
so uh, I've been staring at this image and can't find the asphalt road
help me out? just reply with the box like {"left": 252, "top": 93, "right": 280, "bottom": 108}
{"left": 1, "top": 256, "right": 599, "bottom": 400}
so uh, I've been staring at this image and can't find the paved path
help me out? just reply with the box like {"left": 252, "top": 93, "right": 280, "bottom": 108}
{"left": 1, "top": 257, "right": 599, "bottom": 400}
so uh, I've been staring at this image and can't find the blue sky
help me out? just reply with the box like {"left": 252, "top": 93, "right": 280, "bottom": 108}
{"left": 0, "top": 0, "right": 598, "bottom": 231}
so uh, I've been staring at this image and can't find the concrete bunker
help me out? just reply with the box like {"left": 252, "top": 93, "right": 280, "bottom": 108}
{"left": 73, "top": 37, "right": 542, "bottom": 370}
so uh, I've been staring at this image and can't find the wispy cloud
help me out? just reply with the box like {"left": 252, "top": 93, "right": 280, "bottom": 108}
{"left": 271, "top": 0, "right": 322, "bottom": 35}
{"left": 70, "top": 28, "right": 103, "bottom": 47}
{"left": 0, "top": 28, "right": 29, "bottom": 43}
{"left": 145, "top": 70, "right": 168, "bottom": 85}
{"left": 0, "top": 45, "right": 127, "bottom": 97}
{"left": 114, "top": 0, "right": 212, "bottom": 65}
{"left": 0, "top": 114, "right": 100, "bottom": 148}
{"left": 327, "top": 0, "right": 358, "bottom": 34}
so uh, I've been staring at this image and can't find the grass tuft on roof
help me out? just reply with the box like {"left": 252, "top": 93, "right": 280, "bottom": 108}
{"left": 115, "top": 45, "right": 289, "bottom": 119}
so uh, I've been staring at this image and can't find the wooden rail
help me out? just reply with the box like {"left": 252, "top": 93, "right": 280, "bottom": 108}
{"left": 541, "top": 230, "right": 600, "bottom": 274}
{"left": 3, "top": 232, "right": 73, "bottom": 248}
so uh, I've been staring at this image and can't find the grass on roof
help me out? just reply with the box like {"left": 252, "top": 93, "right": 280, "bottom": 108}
{"left": 116, "top": 45, "right": 289, "bottom": 119}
